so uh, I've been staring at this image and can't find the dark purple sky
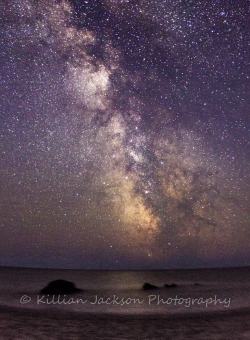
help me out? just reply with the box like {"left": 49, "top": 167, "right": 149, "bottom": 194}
{"left": 0, "top": 0, "right": 249, "bottom": 269}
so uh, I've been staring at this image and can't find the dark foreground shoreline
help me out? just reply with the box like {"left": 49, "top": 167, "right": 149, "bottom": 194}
{"left": 0, "top": 306, "right": 249, "bottom": 340}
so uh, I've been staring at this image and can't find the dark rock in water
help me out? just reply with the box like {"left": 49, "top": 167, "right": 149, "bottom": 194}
{"left": 40, "top": 280, "right": 82, "bottom": 294}
{"left": 164, "top": 283, "right": 178, "bottom": 288}
{"left": 194, "top": 283, "right": 202, "bottom": 286}
{"left": 142, "top": 282, "right": 158, "bottom": 290}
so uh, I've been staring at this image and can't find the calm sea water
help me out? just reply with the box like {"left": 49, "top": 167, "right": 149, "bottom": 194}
{"left": 0, "top": 266, "right": 249, "bottom": 315}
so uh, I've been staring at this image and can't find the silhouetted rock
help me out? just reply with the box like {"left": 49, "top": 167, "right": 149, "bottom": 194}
{"left": 194, "top": 283, "right": 202, "bottom": 286}
{"left": 142, "top": 282, "right": 158, "bottom": 290}
{"left": 40, "top": 280, "right": 82, "bottom": 294}
{"left": 164, "top": 283, "right": 178, "bottom": 288}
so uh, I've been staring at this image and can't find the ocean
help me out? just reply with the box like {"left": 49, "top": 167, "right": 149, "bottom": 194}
{"left": 0, "top": 266, "right": 249, "bottom": 339}
{"left": 0, "top": 266, "right": 249, "bottom": 316}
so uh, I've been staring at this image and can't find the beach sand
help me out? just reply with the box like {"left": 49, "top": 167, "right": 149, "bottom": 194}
{"left": 0, "top": 306, "right": 249, "bottom": 340}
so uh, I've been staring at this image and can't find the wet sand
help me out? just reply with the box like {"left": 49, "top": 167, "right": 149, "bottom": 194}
{"left": 0, "top": 306, "right": 249, "bottom": 340}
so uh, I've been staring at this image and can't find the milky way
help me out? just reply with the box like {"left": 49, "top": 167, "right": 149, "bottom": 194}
{"left": 0, "top": 0, "right": 249, "bottom": 269}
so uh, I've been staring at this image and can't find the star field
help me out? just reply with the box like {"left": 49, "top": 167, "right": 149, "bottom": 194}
{"left": 0, "top": 0, "right": 249, "bottom": 269}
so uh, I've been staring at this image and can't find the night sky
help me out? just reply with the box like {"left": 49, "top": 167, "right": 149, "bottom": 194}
{"left": 0, "top": 0, "right": 249, "bottom": 269}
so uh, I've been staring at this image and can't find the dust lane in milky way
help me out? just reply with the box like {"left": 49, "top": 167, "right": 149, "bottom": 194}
{"left": 0, "top": 0, "right": 249, "bottom": 269}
